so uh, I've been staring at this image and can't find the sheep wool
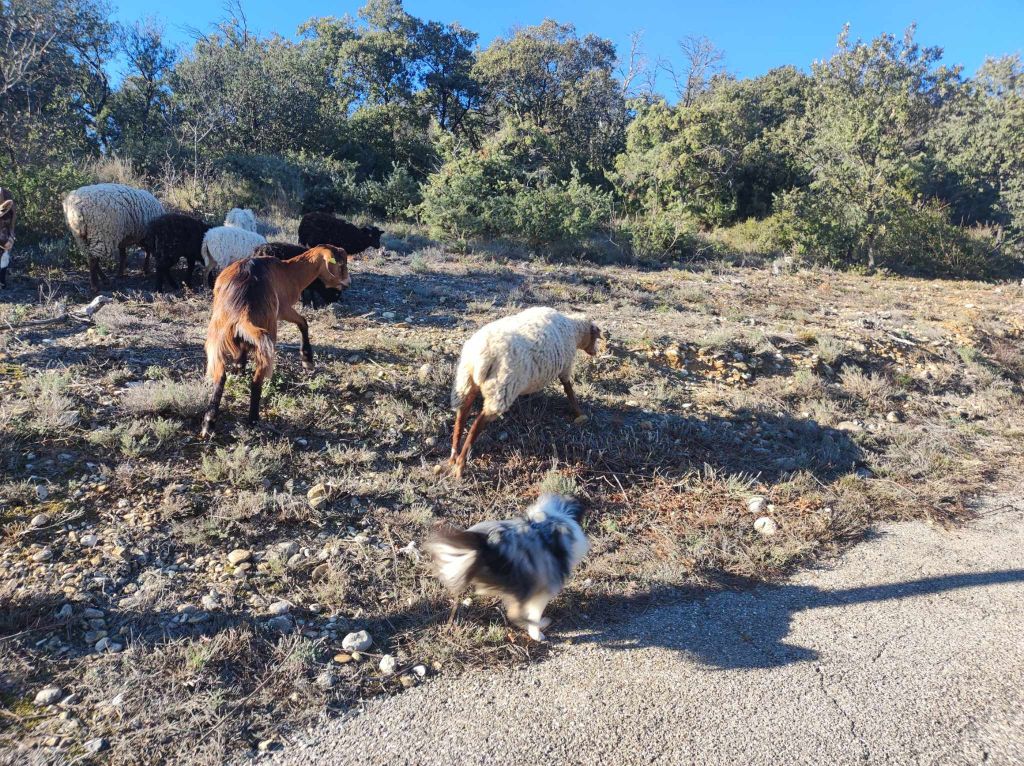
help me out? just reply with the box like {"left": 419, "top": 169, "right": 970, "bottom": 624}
{"left": 453, "top": 306, "right": 595, "bottom": 417}
{"left": 63, "top": 183, "right": 164, "bottom": 287}
{"left": 201, "top": 226, "right": 267, "bottom": 276}
{"left": 223, "top": 208, "right": 258, "bottom": 232}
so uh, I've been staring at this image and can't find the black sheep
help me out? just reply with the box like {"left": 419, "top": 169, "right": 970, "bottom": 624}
{"left": 141, "top": 213, "right": 213, "bottom": 291}
{"left": 253, "top": 242, "right": 350, "bottom": 308}
{"left": 298, "top": 213, "right": 383, "bottom": 256}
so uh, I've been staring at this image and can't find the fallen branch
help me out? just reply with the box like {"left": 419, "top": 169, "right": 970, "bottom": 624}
{"left": 5, "top": 295, "right": 112, "bottom": 330}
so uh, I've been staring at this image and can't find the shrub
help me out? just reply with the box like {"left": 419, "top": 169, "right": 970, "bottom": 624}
{"left": 360, "top": 164, "right": 421, "bottom": 220}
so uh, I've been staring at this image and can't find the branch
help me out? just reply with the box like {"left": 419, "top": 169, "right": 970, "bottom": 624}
{"left": 6, "top": 296, "right": 112, "bottom": 330}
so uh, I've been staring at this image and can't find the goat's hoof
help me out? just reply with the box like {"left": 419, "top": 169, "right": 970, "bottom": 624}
{"left": 573, "top": 414, "right": 589, "bottom": 425}
{"left": 452, "top": 463, "right": 466, "bottom": 480}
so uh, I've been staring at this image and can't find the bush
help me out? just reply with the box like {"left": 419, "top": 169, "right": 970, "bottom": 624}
{"left": 360, "top": 164, "right": 421, "bottom": 220}
{"left": 0, "top": 159, "right": 92, "bottom": 242}
{"left": 616, "top": 210, "right": 698, "bottom": 260}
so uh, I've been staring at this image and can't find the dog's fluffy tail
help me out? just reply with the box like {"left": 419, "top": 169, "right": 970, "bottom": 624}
{"left": 425, "top": 525, "right": 485, "bottom": 593}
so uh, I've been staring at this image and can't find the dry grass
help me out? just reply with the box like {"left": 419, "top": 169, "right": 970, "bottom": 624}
{"left": 2, "top": 243, "right": 1024, "bottom": 763}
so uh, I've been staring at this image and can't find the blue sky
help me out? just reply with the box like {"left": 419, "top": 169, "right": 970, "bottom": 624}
{"left": 111, "top": 0, "right": 1023, "bottom": 85}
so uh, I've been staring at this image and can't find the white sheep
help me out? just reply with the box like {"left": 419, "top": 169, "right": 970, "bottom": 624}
{"left": 62, "top": 183, "right": 164, "bottom": 291}
{"left": 200, "top": 226, "right": 267, "bottom": 288}
{"left": 449, "top": 306, "right": 601, "bottom": 477}
{"left": 223, "top": 207, "right": 258, "bottom": 232}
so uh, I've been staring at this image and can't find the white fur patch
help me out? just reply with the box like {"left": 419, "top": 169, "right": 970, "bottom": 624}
{"left": 428, "top": 543, "right": 477, "bottom": 589}
{"left": 0, "top": 250, "right": 10, "bottom": 269}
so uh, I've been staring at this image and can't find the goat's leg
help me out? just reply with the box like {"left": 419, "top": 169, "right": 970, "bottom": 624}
{"left": 117, "top": 245, "right": 128, "bottom": 278}
{"left": 453, "top": 409, "right": 493, "bottom": 479}
{"left": 235, "top": 346, "right": 249, "bottom": 374}
{"left": 449, "top": 386, "right": 479, "bottom": 464}
{"left": 279, "top": 304, "right": 313, "bottom": 370}
{"left": 248, "top": 359, "right": 270, "bottom": 425}
{"left": 200, "top": 368, "right": 228, "bottom": 439}
{"left": 142, "top": 250, "right": 151, "bottom": 275}
{"left": 560, "top": 376, "right": 587, "bottom": 424}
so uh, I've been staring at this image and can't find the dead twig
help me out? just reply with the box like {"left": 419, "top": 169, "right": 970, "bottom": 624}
{"left": 5, "top": 296, "right": 112, "bottom": 330}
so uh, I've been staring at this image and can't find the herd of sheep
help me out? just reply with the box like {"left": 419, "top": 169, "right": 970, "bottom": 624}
{"left": 4, "top": 180, "right": 604, "bottom": 640}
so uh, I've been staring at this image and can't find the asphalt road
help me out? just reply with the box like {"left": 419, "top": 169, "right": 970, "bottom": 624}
{"left": 274, "top": 499, "right": 1024, "bottom": 765}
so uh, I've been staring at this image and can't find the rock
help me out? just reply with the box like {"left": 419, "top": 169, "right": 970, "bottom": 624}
{"left": 201, "top": 593, "right": 220, "bottom": 611}
{"left": 268, "top": 600, "right": 291, "bottom": 616}
{"left": 266, "top": 616, "right": 293, "bottom": 634}
{"left": 80, "top": 534, "right": 99, "bottom": 548}
{"left": 55, "top": 604, "right": 74, "bottom": 620}
{"left": 258, "top": 739, "right": 278, "bottom": 753}
{"left": 885, "top": 411, "right": 903, "bottom": 423}
{"left": 307, "top": 483, "right": 328, "bottom": 509}
{"left": 32, "top": 548, "right": 53, "bottom": 563}
{"left": 82, "top": 607, "right": 103, "bottom": 619}
{"left": 83, "top": 738, "right": 108, "bottom": 754}
{"left": 333, "top": 653, "right": 353, "bottom": 664}
{"left": 754, "top": 517, "right": 778, "bottom": 537}
{"left": 746, "top": 496, "right": 766, "bottom": 514}
{"left": 856, "top": 466, "right": 874, "bottom": 479}
{"left": 30, "top": 513, "right": 49, "bottom": 528}
{"left": 226, "top": 549, "right": 251, "bottom": 565}
{"left": 399, "top": 675, "right": 415, "bottom": 688}
{"left": 381, "top": 311, "right": 396, "bottom": 320}
{"left": 412, "top": 664, "right": 427, "bottom": 678}
{"left": 36, "top": 485, "right": 49, "bottom": 501}
{"left": 417, "top": 363, "right": 432, "bottom": 383}
{"left": 112, "top": 545, "right": 129, "bottom": 561}
{"left": 342, "top": 630, "right": 372, "bottom": 652}
{"left": 278, "top": 541, "right": 300, "bottom": 559}
{"left": 95, "top": 637, "right": 111, "bottom": 652}
{"left": 836, "top": 420, "right": 863, "bottom": 433}
{"left": 34, "top": 686, "right": 63, "bottom": 706}
{"left": 286, "top": 553, "right": 305, "bottom": 569}
{"left": 315, "top": 670, "right": 337, "bottom": 689}
{"left": 379, "top": 654, "right": 397, "bottom": 675}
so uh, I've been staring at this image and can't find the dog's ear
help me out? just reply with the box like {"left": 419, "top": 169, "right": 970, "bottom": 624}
{"left": 564, "top": 496, "right": 588, "bottom": 523}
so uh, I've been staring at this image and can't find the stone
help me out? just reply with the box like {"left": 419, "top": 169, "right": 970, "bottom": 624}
{"left": 30, "top": 513, "right": 49, "bottom": 528}
{"left": 36, "top": 485, "right": 49, "bottom": 501}
{"left": 82, "top": 607, "right": 103, "bottom": 619}
{"left": 268, "top": 600, "right": 291, "bottom": 616}
{"left": 836, "top": 420, "right": 863, "bottom": 433}
{"left": 754, "top": 517, "right": 778, "bottom": 536}
{"left": 83, "top": 738, "right": 108, "bottom": 754}
{"left": 32, "top": 548, "right": 53, "bottom": 563}
{"left": 80, "top": 534, "right": 99, "bottom": 548}
{"left": 333, "top": 653, "right": 353, "bottom": 664}
{"left": 316, "top": 670, "right": 337, "bottom": 689}
{"left": 227, "top": 549, "right": 251, "bottom": 565}
{"left": 342, "top": 630, "right": 372, "bottom": 652}
{"left": 201, "top": 593, "right": 220, "bottom": 611}
{"left": 746, "top": 496, "right": 766, "bottom": 514}
{"left": 278, "top": 541, "right": 300, "bottom": 559}
{"left": 55, "top": 604, "right": 74, "bottom": 620}
{"left": 34, "top": 686, "right": 63, "bottom": 706}
{"left": 266, "top": 616, "right": 294, "bottom": 634}
{"left": 417, "top": 363, "right": 432, "bottom": 383}
{"left": 381, "top": 311, "right": 396, "bottom": 320}
{"left": 412, "top": 664, "right": 427, "bottom": 678}
{"left": 399, "top": 675, "right": 415, "bottom": 688}
{"left": 95, "top": 637, "right": 111, "bottom": 652}
{"left": 379, "top": 654, "right": 397, "bottom": 675}
{"left": 886, "top": 411, "right": 903, "bottom": 423}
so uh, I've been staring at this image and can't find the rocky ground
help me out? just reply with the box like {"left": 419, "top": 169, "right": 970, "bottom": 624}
{"left": 2, "top": 239, "right": 1024, "bottom": 764}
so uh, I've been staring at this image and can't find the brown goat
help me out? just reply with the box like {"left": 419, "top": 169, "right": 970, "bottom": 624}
{"left": 200, "top": 245, "right": 349, "bottom": 437}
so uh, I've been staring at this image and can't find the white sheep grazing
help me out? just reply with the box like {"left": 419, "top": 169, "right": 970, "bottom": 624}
{"left": 200, "top": 226, "right": 267, "bottom": 288}
{"left": 63, "top": 183, "right": 164, "bottom": 291}
{"left": 223, "top": 207, "right": 258, "bottom": 232}
{"left": 449, "top": 306, "right": 601, "bottom": 477}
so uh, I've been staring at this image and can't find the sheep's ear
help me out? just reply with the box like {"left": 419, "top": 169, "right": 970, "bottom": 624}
{"left": 0, "top": 200, "right": 12, "bottom": 217}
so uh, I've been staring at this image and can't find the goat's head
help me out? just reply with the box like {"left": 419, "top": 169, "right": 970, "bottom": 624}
{"left": 315, "top": 245, "right": 351, "bottom": 289}
{"left": 0, "top": 200, "right": 14, "bottom": 249}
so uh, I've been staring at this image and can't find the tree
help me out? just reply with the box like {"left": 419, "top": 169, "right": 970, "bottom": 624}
{"left": 784, "top": 26, "right": 960, "bottom": 269}
{"left": 473, "top": 20, "right": 625, "bottom": 180}
{"left": 416, "top": 20, "right": 479, "bottom": 135}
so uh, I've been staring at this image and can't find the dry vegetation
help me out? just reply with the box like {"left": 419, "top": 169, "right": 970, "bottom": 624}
{"left": 3, "top": 237, "right": 1024, "bottom": 764}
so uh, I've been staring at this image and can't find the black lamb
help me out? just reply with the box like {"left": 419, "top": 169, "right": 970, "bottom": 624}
{"left": 253, "top": 242, "right": 350, "bottom": 307}
{"left": 141, "top": 213, "right": 213, "bottom": 291}
{"left": 298, "top": 213, "right": 383, "bottom": 256}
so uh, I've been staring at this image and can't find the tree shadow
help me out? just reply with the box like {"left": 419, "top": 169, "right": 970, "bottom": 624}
{"left": 558, "top": 568, "right": 1024, "bottom": 670}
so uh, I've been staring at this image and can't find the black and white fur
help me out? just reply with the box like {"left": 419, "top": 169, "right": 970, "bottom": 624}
{"left": 425, "top": 494, "right": 589, "bottom": 641}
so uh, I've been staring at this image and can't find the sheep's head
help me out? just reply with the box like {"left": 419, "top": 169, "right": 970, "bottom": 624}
{"left": 363, "top": 226, "right": 384, "bottom": 249}
{"left": 581, "top": 321, "right": 601, "bottom": 356}
{"left": 316, "top": 245, "right": 351, "bottom": 289}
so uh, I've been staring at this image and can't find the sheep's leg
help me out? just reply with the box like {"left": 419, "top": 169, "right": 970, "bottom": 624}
{"left": 279, "top": 304, "right": 313, "bottom": 370}
{"left": 453, "top": 409, "right": 493, "bottom": 479}
{"left": 449, "top": 386, "right": 479, "bottom": 464}
{"left": 142, "top": 250, "right": 151, "bottom": 275}
{"left": 560, "top": 376, "right": 587, "bottom": 424}
{"left": 117, "top": 245, "right": 128, "bottom": 278}
{"left": 88, "top": 255, "right": 103, "bottom": 293}
{"left": 200, "top": 367, "right": 228, "bottom": 439}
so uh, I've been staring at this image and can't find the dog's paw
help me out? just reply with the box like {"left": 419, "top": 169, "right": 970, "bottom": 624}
{"left": 527, "top": 625, "right": 547, "bottom": 642}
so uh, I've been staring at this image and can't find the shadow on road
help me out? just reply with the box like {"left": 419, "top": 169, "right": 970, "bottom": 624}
{"left": 563, "top": 569, "right": 1024, "bottom": 670}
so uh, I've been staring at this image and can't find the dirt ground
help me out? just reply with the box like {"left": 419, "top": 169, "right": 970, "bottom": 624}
{"left": 2, "top": 240, "right": 1024, "bottom": 764}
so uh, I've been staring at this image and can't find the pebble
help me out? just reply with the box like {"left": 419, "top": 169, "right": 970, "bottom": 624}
{"left": 55, "top": 604, "right": 74, "bottom": 620}
{"left": 316, "top": 670, "right": 337, "bottom": 689}
{"left": 333, "top": 653, "right": 353, "bottom": 664}
{"left": 268, "top": 600, "right": 291, "bottom": 616}
{"left": 413, "top": 664, "right": 427, "bottom": 678}
{"left": 201, "top": 593, "right": 220, "bottom": 611}
{"left": 80, "top": 534, "right": 99, "bottom": 548}
{"left": 82, "top": 607, "right": 104, "bottom": 619}
{"left": 30, "top": 513, "right": 49, "bottom": 528}
{"left": 754, "top": 517, "right": 778, "bottom": 536}
{"left": 886, "top": 411, "right": 903, "bottom": 423}
{"left": 381, "top": 311, "right": 396, "bottom": 320}
{"left": 399, "top": 675, "right": 415, "bottom": 688}
{"left": 379, "top": 654, "right": 397, "bottom": 675}
{"left": 266, "top": 616, "right": 293, "bottom": 634}
{"left": 227, "top": 549, "right": 252, "bottom": 565}
{"left": 278, "top": 541, "right": 300, "bottom": 559}
{"left": 342, "top": 630, "right": 373, "bottom": 652}
{"left": 836, "top": 420, "right": 863, "bottom": 433}
{"left": 36, "top": 485, "right": 49, "bottom": 501}
{"left": 84, "top": 738, "right": 109, "bottom": 754}
{"left": 95, "top": 637, "right": 111, "bottom": 652}
{"left": 307, "top": 483, "right": 328, "bottom": 509}
{"left": 34, "top": 686, "right": 63, "bottom": 706}
{"left": 746, "top": 496, "right": 766, "bottom": 514}
{"left": 417, "top": 363, "right": 432, "bottom": 383}
{"left": 32, "top": 548, "right": 54, "bottom": 563}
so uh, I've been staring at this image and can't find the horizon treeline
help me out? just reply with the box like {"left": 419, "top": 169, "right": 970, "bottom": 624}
{"left": 2, "top": 0, "right": 1022, "bottom": 277}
